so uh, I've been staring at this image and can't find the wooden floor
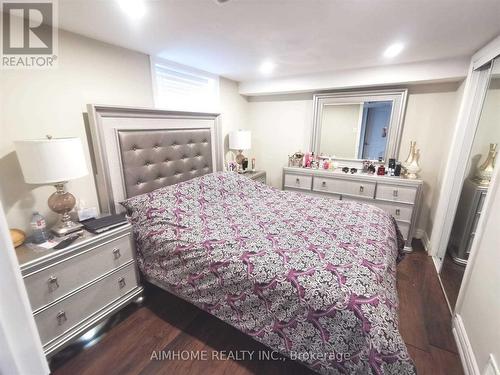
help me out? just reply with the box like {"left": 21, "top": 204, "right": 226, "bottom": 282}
{"left": 439, "top": 253, "right": 466, "bottom": 308}
{"left": 51, "top": 240, "right": 463, "bottom": 375}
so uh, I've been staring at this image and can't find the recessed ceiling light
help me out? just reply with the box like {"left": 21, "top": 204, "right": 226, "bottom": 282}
{"left": 383, "top": 42, "right": 405, "bottom": 58}
{"left": 116, "top": 0, "right": 146, "bottom": 19}
{"left": 259, "top": 60, "right": 276, "bottom": 75}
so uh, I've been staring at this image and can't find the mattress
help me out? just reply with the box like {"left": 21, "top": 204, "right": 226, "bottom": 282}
{"left": 121, "top": 172, "right": 415, "bottom": 374}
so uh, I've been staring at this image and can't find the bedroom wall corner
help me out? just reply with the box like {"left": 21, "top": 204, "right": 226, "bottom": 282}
{"left": 219, "top": 77, "right": 250, "bottom": 162}
{"left": 0, "top": 29, "right": 154, "bottom": 232}
{"left": 399, "top": 81, "right": 466, "bottom": 245}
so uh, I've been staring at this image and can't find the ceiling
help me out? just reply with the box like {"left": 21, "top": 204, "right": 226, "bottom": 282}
{"left": 58, "top": 0, "right": 500, "bottom": 82}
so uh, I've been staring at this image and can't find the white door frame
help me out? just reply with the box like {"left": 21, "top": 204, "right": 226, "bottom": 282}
{"left": 0, "top": 202, "right": 49, "bottom": 375}
{"left": 429, "top": 35, "right": 500, "bottom": 271}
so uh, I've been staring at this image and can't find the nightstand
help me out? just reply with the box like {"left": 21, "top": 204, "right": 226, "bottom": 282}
{"left": 16, "top": 224, "right": 143, "bottom": 358}
{"left": 244, "top": 170, "right": 267, "bottom": 184}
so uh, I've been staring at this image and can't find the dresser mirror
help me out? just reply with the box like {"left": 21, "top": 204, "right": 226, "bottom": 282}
{"left": 311, "top": 89, "right": 408, "bottom": 162}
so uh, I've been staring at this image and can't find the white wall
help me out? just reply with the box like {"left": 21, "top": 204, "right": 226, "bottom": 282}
{"left": 219, "top": 77, "right": 249, "bottom": 160}
{"left": 240, "top": 57, "right": 469, "bottom": 95}
{"left": 246, "top": 82, "right": 464, "bottom": 237}
{"left": 0, "top": 31, "right": 246, "bottom": 233}
{"left": 0, "top": 30, "right": 154, "bottom": 231}
{"left": 246, "top": 93, "right": 313, "bottom": 187}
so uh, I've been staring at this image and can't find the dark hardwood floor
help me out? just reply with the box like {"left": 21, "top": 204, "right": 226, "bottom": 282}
{"left": 51, "top": 240, "right": 463, "bottom": 375}
{"left": 439, "top": 253, "right": 466, "bottom": 308}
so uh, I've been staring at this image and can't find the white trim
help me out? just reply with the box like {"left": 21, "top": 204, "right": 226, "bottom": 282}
{"left": 472, "top": 35, "right": 500, "bottom": 70}
{"left": 429, "top": 63, "right": 492, "bottom": 267}
{"left": 453, "top": 314, "right": 480, "bottom": 375}
{"left": 415, "top": 228, "right": 431, "bottom": 254}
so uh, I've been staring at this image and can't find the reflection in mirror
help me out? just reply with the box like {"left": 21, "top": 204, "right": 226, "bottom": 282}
{"left": 319, "top": 101, "right": 393, "bottom": 160}
{"left": 440, "top": 57, "right": 500, "bottom": 309}
{"left": 311, "top": 89, "right": 407, "bottom": 163}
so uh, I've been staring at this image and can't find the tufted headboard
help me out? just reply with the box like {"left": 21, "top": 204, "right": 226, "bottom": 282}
{"left": 87, "top": 105, "right": 222, "bottom": 214}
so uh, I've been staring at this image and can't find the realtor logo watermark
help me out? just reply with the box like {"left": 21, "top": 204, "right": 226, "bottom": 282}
{"left": 1, "top": 0, "right": 58, "bottom": 68}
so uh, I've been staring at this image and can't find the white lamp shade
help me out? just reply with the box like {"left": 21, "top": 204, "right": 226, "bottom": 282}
{"left": 15, "top": 137, "right": 88, "bottom": 184}
{"left": 229, "top": 130, "right": 251, "bottom": 150}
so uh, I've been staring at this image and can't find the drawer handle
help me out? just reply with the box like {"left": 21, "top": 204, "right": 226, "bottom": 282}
{"left": 113, "top": 248, "right": 121, "bottom": 259}
{"left": 48, "top": 275, "right": 59, "bottom": 291}
{"left": 339, "top": 195, "right": 343, "bottom": 201}
{"left": 56, "top": 310, "right": 67, "bottom": 325}
{"left": 359, "top": 185, "right": 364, "bottom": 193}
{"left": 395, "top": 208, "right": 401, "bottom": 216}
{"left": 118, "top": 277, "right": 126, "bottom": 289}
{"left": 322, "top": 181, "right": 326, "bottom": 187}
{"left": 295, "top": 178, "right": 300, "bottom": 184}
{"left": 393, "top": 189, "right": 399, "bottom": 197}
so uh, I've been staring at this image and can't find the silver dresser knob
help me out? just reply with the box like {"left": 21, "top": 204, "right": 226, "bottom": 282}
{"left": 359, "top": 185, "right": 364, "bottom": 193}
{"left": 395, "top": 209, "right": 401, "bottom": 216}
{"left": 113, "top": 248, "right": 121, "bottom": 259}
{"left": 48, "top": 275, "right": 59, "bottom": 291}
{"left": 56, "top": 310, "right": 67, "bottom": 325}
{"left": 295, "top": 178, "right": 300, "bottom": 184}
{"left": 393, "top": 189, "right": 399, "bottom": 197}
{"left": 118, "top": 277, "right": 126, "bottom": 289}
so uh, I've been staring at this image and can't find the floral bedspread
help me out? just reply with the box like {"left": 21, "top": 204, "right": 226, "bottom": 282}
{"left": 121, "top": 172, "right": 415, "bottom": 374}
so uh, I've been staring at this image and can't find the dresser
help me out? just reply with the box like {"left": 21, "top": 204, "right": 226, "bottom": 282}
{"left": 448, "top": 178, "right": 488, "bottom": 265}
{"left": 282, "top": 167, "right": 423, "bottom": 251}
{"left": 16, "top": 224, "right": 143, "bottom": 358}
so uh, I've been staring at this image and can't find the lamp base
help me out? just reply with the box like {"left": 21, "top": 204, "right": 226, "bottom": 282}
{"left": 51, "top": 220, "right": 83, "bottom": 236}
{"left": 48, "top": 182, "right": 82, "bottom": 236}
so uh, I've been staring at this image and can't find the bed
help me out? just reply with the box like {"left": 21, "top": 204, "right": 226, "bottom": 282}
{"left": 88, "top": 105, "right": 415, "bottom": 375}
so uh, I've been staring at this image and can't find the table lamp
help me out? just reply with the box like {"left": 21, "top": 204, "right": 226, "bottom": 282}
{"left": 15, "top": 136, "right": 88, "bottom": 236}
{"left": 229, "top": 130, "right": 251, "bottom": 170}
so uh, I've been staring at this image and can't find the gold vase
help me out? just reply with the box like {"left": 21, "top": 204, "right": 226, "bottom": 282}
{"left": 403, "top": 141, "right": 420, "bottom": 179}
{"left": 475, "top": 143, "right": 497, "bottom": 186}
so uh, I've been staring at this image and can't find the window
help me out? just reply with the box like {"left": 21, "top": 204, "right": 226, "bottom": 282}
{"left": 150, "top": 57, "right": 219, "bottom": 113}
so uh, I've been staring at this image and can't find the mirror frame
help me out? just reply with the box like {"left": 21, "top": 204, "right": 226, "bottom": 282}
{"left": 311, "top": 88, "right": 408, "bottom": 162}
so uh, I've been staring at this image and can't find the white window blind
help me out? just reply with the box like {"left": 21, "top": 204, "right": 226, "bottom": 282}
{"left": 151, "top": 58, "right": 219, "bottom": 112}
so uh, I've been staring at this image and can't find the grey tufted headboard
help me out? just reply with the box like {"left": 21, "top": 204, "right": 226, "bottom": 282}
{"left": 87, "top": 105, "right": 222, "bottom": 214}
{"left": 118, "top": 128, "right": 213, "bottom": 197}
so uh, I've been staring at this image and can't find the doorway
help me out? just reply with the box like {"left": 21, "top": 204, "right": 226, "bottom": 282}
{"left": 358, "top": 101, "right": 392, "bottom": 160}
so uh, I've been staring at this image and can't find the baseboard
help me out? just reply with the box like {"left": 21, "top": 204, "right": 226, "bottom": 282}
{"left": 453, "top": 314, "right": 480, "bottom": 375}
{"left": 415, "top": 229, "right": 431, "bottom": 253}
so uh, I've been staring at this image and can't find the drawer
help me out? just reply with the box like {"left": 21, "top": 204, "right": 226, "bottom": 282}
{"left": 372, "top": 201, "right": 414, "bottom": 222}
{"left": 376, "top": 183, "right": 417, "bottom": 204}
{"left": 397, "top": 221, "right": 410, "bottom": 240}
{"left": 477, "top": 192, "right": 487, "bottom": 213}
{"left": 313, "top": 177, "right": 375, "bottom": 198}
{"left": 284, "top": 173, "right": 312, "bottom": 191}
{"left": 35, "top": 262, "right": 138, "bottom": 346}
{"left": 25, "top": 234, "right": 134, "bottom": 312}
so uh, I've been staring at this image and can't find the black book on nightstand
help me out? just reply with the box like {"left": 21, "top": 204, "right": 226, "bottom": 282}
{"left": 81, "top": 213, "right": 128, "bottom": 234}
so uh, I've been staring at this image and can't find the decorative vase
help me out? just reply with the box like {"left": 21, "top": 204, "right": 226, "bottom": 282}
{"left": 475, "top": 143, "right": 497, "bottom": 186}
{"left": 403, "top": 141, "right": 417, "bottom": 168}
{"left": 403, "top": 141, "right": 421, "bottom": 179}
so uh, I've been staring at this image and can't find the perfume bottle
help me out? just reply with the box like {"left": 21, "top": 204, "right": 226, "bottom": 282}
{"left": 377, "top": 164, "right": 386, "bottom": 176}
